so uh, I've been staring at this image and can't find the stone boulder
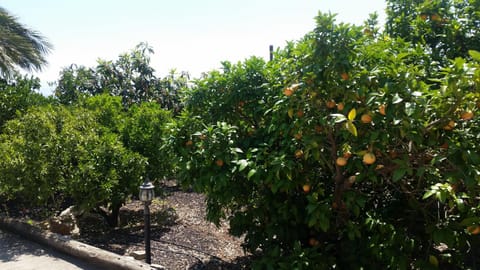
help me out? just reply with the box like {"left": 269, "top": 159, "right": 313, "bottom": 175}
{"left": 48, "top": 206, "right": 80, "bottom": 236}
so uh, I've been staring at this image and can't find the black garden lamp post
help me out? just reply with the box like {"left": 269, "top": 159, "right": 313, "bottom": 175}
{"left": 139, "top": 178, "right": 155, "bottom": 264}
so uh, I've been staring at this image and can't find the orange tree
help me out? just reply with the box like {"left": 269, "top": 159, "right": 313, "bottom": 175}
{"left": 169, "top": 11, "right": 480, "bottom": 269}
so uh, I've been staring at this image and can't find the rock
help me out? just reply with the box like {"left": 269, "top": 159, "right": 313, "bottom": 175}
{"left": 48, "top": 206, "right": 79, "bottom": 236}
{"left": 150, "top": 263, "right": 166, "bottom": 270}
{"left": 130, "top": 250, "right": 146, "bottom": 260}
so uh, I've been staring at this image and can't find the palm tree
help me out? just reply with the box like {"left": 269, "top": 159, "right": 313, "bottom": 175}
{"left": 0, "top": 7, "right": 52, "bottom": 78}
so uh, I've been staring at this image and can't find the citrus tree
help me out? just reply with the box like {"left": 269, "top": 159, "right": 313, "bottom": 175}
{"left": 170, "top": 10, "right": 480, "bottom": 269}
{"left": 0, "top": 75, "right": 52, "bottom": 131}
{"left": 80, "top": 94, "right": 174, "bottom": 182}
{"left": 0, "top": 104, "right": 147, "bottom": 226}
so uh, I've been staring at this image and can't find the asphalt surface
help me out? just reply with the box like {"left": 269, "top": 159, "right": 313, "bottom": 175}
{"left": 0, "top": 229, "right": 103, "bottom": 270}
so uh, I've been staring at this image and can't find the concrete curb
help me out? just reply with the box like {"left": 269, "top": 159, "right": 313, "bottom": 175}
{"left": 0, "top": 217, "right": 153, "bottom": 270}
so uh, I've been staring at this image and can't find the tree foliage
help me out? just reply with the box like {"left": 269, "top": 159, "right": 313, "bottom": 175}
{"left": 54, "top": 43, "right": 187, "bottom": 111}
{"left": 170, "top": 7, "right": 480, "bottom": 269}
{"left": 0, "top": 105, "right": 147, "bottom": 226}
{"left": 0, "top": 75, "right": 52, "bottom": 130}
{"left": 385, "top": 0, "right": 480, "bottom": 64}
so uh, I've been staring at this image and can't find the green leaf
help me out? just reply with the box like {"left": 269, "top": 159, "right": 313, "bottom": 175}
{"left": 392, "top": 168, "right": 407, "bottom": 182}
{"left": 423, "top": 190, "right": 436, "bottom": 199}
{"left": 468, "top": 50, "right": 480, "bottom": 61}
{"left": 247, "top": 169, "right": 256, "bottom": 179}
{"left": 331, "top": 113, "right": 347, "bottom": 123}
{"left": 348, "top": 108, "right": 356, "bottom": 121}
{"left": 392, "top": 94, "right": 403, "bottom": 104}
{"left": 319, "top": 216, "right": 330, "bottom": 232}
{"left": 437, "top": 191, "right": 447, "bottom": 203}
{"left": 238, "top": 159, "right": 248, "bottom": 171}
{"left": 345, "top": 121, "right": 358, "bottom": 137}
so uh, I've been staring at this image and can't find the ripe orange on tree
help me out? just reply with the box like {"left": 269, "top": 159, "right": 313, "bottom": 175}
{"left": 379, "top": 104, "right": 386, "bottom": 116}
{"left": 343, "top": 151, "right": 352, "bottom": 159}
{"left": 326, "top": 100, "right": 336, "bottom": 109}
{"left": 467, "top": 225, "right": 480, "bottom": 235}
{"left": 284, "top": 88, "right": 294, "bottom": 96}
{"left": 363, "top": 152, "right": 376, "bottom": 165}
{"left": 302, "top": 184, "right": 311, "bottom": 193}
{"left": 461, "top": 111, "right": 474, "bottom": 121}
{"left": 295, "top": 149, "right": 304, "bottom": 159}
{"left": 430, "top": 14, "right": 441, "bottom": 22}
{"left": 336, "top": 157, "right": 348, "bottom": 167}
{"left": 296, "top": 110, "right": 304, "bottom": 118}
{"left": 308, "top": 237, "right": 319, "bottom": 246}
{"left": 443, "top": 120, "right": 456, "bottom": 130}
{"left": 337, "top": 102, "right": 345, "bottom": 111}
{"left": 361, "top": 114, "right": 372, "bottom": 124}
{"left": 215, "top": 159, "right": 224, "bottom": 167}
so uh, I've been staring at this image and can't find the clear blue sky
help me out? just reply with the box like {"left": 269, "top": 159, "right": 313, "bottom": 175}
{"left": 2, "top": 0, "right": 386, "bottom": 95}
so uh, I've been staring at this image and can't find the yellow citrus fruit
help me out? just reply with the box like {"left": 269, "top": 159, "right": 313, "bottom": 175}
{"left": 379, "top": 104, "right": 386, "bottom": 116}
{"left": 337, "top": 102, "right": 345, "bottom": 111}
{"left": 326, "top": 100, "right": 336, "bottom": 109}
{"left": 467, "top": 225, "right": 480, "bottom": 235}
{"left": 302, "top": 184, "right": 311, "bottom": 193}
{"left": 185, "top": 140, "right": 193, "bottom": 146}
{"left": 443, "top": 120, "right": 456, "bottom": 130}
{"left": 461, "top": 111, "right": 474, "bottom": 121}
{"left": 361, "top": 114, "right": 372, "bottom": 124}
{"left": 343, "top": 151, "right": 352, "bottom": 159}
{"left": 363, "top": 152, "right": 376, "bottom": 165}
{"left": 295, "top": 149, "right": 304, "bottom": 159}
{"left": 284, "top": 88, "right": 294, "bottom": 96}
{"left": 336, "top": 157, "right": 348, "bottom": 167}
{"left": 439, "top": 142, "right": 449, "bottom": 149}
{"left": 215, "top": 159, "right": 224, "bottom": 167}
{"left": 340, "top": 72, "right": 349, "bottom": 81}
{"left": 430, "top": 14, "right": 441, "bottom": 22}
{"left": 308, "top": 237, "right": 319, "bottom": 246}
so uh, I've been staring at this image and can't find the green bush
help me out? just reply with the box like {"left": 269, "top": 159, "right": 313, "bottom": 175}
{"left": 0, "top": 75, "right": 52, "bottom": 130}
{"left": 122, "top": 101, "right": 174, "bottom": 180}
{"left": 0, "top": 105, "right": 147, "bottom": 226}
{"left": 81, "top": 94, "right": 174, "bottom": 181}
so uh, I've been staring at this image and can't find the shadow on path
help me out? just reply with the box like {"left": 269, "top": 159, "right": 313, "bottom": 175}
{"left": 0, "top": 229, "right": 102, "bottom": 270}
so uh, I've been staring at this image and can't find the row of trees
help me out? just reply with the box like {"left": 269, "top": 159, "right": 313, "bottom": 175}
{"left": 1, "top": 1, "right": 480, "bottom": 268}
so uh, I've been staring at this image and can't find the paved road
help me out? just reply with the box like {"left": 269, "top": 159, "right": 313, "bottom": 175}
{"left": 0, "top": 229, "right": 103, "bottom": 270}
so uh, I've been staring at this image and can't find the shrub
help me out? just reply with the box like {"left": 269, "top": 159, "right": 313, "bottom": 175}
{"left": 0, "top": 105, "right": 147, "bottom": 226}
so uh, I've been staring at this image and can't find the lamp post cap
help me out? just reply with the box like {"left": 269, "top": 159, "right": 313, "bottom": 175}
{"left": 140, "top": 181, "right": 154, "bottom": 189}
{"left": 139, "top": 179, "right": 155, "bottom": 202}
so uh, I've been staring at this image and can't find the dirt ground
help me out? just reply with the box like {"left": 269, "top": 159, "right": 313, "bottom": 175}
{"left": 75, "top": 180, "right": 252, "bottom": 270}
